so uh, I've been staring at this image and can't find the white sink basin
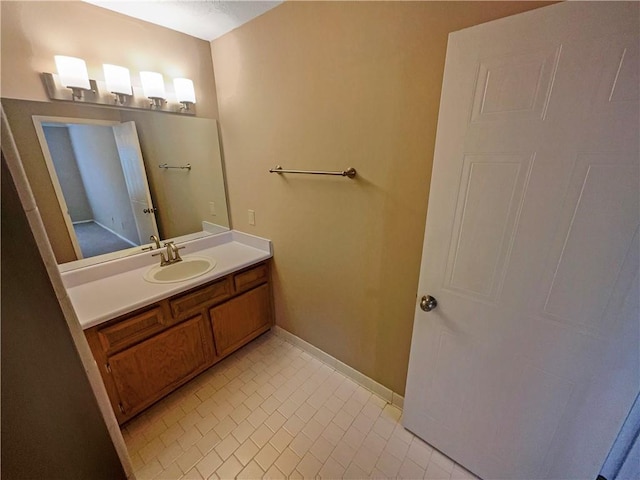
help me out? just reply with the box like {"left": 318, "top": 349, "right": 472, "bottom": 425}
{"left": 144, "top": 255, "right": 216, "bottom": 284}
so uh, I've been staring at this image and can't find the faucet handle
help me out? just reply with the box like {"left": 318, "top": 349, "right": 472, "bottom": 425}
{"left": 173, "top": 245, "right": 185, "bottom": 261}
{"left": 152, "top": 251, "right": 168, "bottom": 266}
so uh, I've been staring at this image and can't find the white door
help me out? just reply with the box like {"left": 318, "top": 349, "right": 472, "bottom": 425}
{"left": 112, "top": 122, "right": 159, "bottom": 244}
{"left": 403, "top": 3, "right": 639, "bottom": 479}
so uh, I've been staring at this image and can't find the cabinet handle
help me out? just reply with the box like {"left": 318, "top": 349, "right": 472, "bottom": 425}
{"left": 105, "top": 363, "right": 112, "bottom": 373}
{"left": 118, "top": 403, "right": 125, "bottom": 414}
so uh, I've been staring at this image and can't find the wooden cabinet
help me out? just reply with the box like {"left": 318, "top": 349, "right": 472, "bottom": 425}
{"left": 211, "top": 283, "right": 271, "bottom": 357}
{"left": 85, "top": 261, "right": 273, "bottom": 424}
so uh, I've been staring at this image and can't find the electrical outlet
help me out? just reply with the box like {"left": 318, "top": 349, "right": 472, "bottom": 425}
{"left": 209, "top": 202, "right": 216, "bottom": 216}
{"left": 248, "top": 209, "right": 256, "bottom": 226}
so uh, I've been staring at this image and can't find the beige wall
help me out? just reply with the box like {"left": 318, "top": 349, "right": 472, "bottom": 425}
{"left": 212, "top": 1, "right": 555, "bottom": 394}
{"left": 1, "top": 1, "right": 218, "bottom": 118}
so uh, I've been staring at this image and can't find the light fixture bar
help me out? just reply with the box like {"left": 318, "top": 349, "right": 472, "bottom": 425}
{"left": 42, "top": 57, "right": 196, "bottom": 115}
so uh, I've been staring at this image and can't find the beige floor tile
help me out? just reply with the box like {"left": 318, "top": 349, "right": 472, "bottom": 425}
{"left": 195, "top": 449, "right": 223, "bottom": 479}
{"left": 176, "top": 445, "right": 204, "bottom": 474}
{"left": 251, "top": 423, "right": 275, "bottom": 448}
{"left": 406, "top": 438, "right": 433, "bottom": 469}
{"left": 262, "top": 464, "right": 286, "bottom": 480}
{"left": 296, "top": 452, "right": 323, "bottom": 478}
{"left": 376, "top": 450, "right": 403, "bottom": 478}
{"left": 317, "top": 457, "right": 347, "bottom": 479}
{"left": 196, "top": 429, "right": 222, "bottom": 455}
{"left": 237, "top": 460, "right": 265, "bottom": 479}
{"left": 424, "top": 461, "right": 452, "bottom": 480}
{"left": 352, "top": 446, "right": 379, "bottom": 475}
{"left": 269, "top": 428, "right": 293, "bottom": 453}
{"left": 121, "top": 333, "right": 460, "bottom": 480}
{"left": 234, "top": 439, "right": 260, "bottom": 466}
{"left": 138, "top": 437, "right": 165, "bottom": 464}
{"left": 430, "top": 450, "right": 455, "bottom": 473}
{"left": 215, "top": 455, "right": 243, "bottom": 479}
{"left": 160, "top": 423, "right": 186, "bottom": 447}
{"left": 330, "top": 439, "right": 357, "bottom": 468}
{"left": 213, "top": 416, "right": 237, "bottom": 439}
{"left": 215, "top": 434, "right": 240, "bottom": 460}
{"left": 157, "top": 441, "right": 184, "bottom": 469}
{"left": 255, "top": 443, "right": 280, "bottom": 471}
{"left": 231, "top": 419, "right": 255, "bottom": 444}
{"left": 344, "top": 462, "right": 369, "bottom": 479}
{"left": 159, "top": 461, "right": 183, "bottom": 480}
{"left": 289, "top": 431, "right": 313, "bottom": 458}
{"left": 195, "top": 413, "right": 219, "bottom": 436}
{"left": 398, "top": 457, "right": 426, "bottom": 480}
{"left": 178, "top": 426, "right": 204, "bottom": 451}
{"left": 247, "top": 406, "right": 269, "bottom": 428}
{"left": 273, "top": 447, "right": 301, "bottom": 476}
{"left": 265, "top": 411, "right": 286, "bottom": 432}
{"left": 136, "top": 459, "right": 163, "bottom": 480}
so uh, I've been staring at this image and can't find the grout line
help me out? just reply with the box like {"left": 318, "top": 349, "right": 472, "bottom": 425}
{"left": 271, "top": 326, "right": 405, "bottom": 411}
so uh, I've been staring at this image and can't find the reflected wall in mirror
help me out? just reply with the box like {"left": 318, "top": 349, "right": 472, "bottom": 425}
{"left": 2, "top": 98, "right": 230, "bottom": 265}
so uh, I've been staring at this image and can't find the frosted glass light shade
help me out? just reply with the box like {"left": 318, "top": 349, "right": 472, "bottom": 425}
{"left": 103, "top": 64, "right": 132, "bottom": 95}
{"left": 140, "top": 71, "right": 165, "bottom": 99}
{"left": 55, "top": 55, "right": 90, "bottom": 89}
{"left": 174, "top": 78, "right": 196, "bottom": 104}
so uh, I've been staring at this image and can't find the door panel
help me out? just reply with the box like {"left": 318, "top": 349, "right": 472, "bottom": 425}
{"left": 446, "top": 154, "right": 533, "bottom": 301}
{"left": 404, "top": 3, "right": 639, "bottom": 479}
{"left": 112, "top": 121, "right": 158, "bottom": 243}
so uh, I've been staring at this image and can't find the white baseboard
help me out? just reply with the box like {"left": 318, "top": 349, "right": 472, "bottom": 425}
{"left": 92, "top": 220, "right": 137, "bottom": 247}
{"left": 272, "top": 326, "right": 405, "bottom": 410}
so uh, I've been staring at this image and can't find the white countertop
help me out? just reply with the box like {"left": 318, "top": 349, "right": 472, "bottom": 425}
{"left": 61, "top": 231, "right": 272, "bottom": 330}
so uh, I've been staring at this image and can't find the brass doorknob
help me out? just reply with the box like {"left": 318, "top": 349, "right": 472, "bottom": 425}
{"left": 420, "top": 295, "right": 438, "bottom": 312}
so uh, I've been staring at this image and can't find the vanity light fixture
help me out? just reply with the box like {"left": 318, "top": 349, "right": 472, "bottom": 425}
{"left": 54, "top": 55, "right": 92, "bottom": 100}
{"left": 140, "top": 71, "right": 166, "bottom": 108}
{"left": 103, "top": 64, "right": 132, "bottom": 105}
{"left": 42, "top": 57, "right": 195, "bottom": 115}
{"left": 174, "top": 78, "right": 196, "bottom": 111}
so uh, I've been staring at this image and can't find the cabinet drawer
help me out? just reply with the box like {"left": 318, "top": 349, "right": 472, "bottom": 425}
{"left": 234, "top": 263, "right": 268, "bottom": 293}
{"left": 98, "top": 307, "right": 165, "bottom": 354}
{"left": 170, "top": 277, "right": 231, "bottom": 319}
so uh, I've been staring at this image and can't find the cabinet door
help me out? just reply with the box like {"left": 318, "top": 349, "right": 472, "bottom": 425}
{"left": 210, "top": 284, "right": 272, "bottom": 357}
{"left": 109, "top": 315, "right": 212, "bottom": 418}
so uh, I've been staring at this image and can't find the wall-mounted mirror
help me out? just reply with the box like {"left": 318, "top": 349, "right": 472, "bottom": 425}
{"left": 2, "top": 98, "right": 230, "bottom": 268}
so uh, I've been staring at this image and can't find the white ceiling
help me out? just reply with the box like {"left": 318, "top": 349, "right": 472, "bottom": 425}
{"left": 83, "top": 1, "right": 283, "bottom": 41}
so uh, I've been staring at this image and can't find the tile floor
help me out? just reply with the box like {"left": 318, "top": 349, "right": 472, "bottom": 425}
{"left": 122, "top": 332, "right": 479, "bottom": 480}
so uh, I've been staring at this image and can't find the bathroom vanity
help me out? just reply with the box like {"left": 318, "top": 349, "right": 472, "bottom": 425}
{"left": 62, "top": 231, "right": 274, "bottom": 424}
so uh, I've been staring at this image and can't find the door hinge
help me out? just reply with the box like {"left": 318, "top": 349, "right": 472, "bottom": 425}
{"left": 105, "top": 363, "right": 112, "bottom": 373}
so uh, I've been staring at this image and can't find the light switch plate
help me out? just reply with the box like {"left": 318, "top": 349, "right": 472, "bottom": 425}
{"left": 248, "top": 209, "right": 256, "bottom": 226}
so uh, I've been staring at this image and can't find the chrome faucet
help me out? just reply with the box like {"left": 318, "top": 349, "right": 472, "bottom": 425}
{"left": 166, "top": 242, "right": 185, "bottom": 263}
{"left": 152, "top": 241, "right": 184, "bottom": 266}
{"left": 142, "top": 234, "right": 162, "bottom": 252}
{"left": 151, "top": 235, "right": 161, "bottom": 249}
